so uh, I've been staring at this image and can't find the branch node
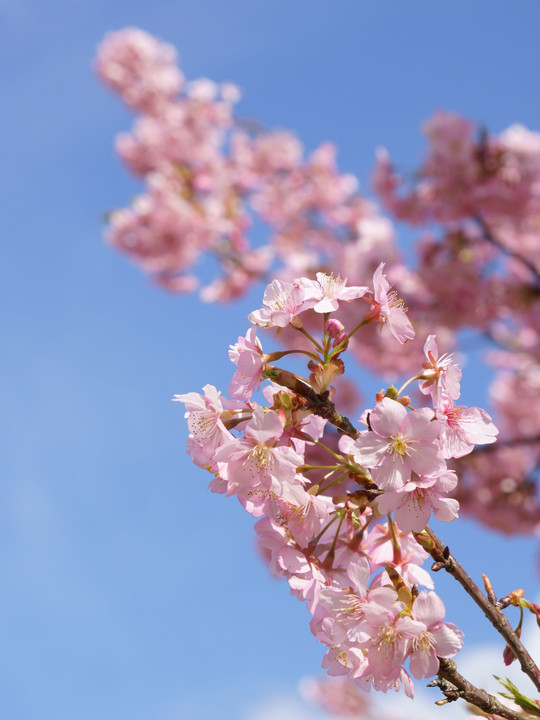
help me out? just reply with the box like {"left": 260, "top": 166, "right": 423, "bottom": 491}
{"left": 443, "top": 545, "right": 450, "bottom": 559}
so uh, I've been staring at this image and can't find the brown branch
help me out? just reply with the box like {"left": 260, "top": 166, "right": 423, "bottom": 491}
{"left": 433, "top": 658, "right": 525, "bottom": 720}
{"left": 263, "top": 365, "right": 359, "bottom": 439}
{"left": 418, "top": 526, "right": 540, "bottom": 693}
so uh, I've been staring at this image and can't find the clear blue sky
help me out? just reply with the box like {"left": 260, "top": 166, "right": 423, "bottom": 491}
{"left": 2, "top": 2, "right": 540, "bottom": 719}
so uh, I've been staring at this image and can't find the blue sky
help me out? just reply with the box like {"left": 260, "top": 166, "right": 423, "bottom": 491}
{"left": 2, "top": 2, "right": 540, "bottom": 718}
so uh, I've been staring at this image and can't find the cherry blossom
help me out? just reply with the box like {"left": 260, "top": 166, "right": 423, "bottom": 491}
{"left": 299, "top": 676, "right": 374, "bottom": 718}
{"left": 173, "top": 384, "right": 234, "bottom": 466}
{"left": 248, "top": 278, "right": 319, "bottom": 328}
{"left": 354, "top": 587, "right": 418, "bottom": 681}
{"left": 99, "top": 31, "right": 540, "bottom": 711}
{"left": 364, "top": 523, "right": 434, "bottom": 590}
{"left": 96, "top": 28, "right": 183, "bottom": 113}
{"left": 419, "top": 334, "right": 461, "bottom": 401}
{"left": 311, "top": 272, "right": 368, "bottom": 313}
{"left": 270, "top": 483, "right": 332, "bottom": 547}
{"left": 408, "top": 591, "right": 464, "bottom": 680}
{"left": 173, "top": 280, "right": 497, "bottom": 703}
{"left": 228, "top": 327, "right": 265, "bottom": 400}
{"left": 377, "top": 470, "right": 460, "bottom": 533}
{"left": 343, "top": 398, "right": 446, "bottom": 490}
{"left": 367, "top": 263, "right": 415, "bottom": 344}
{"left": 215, "top": 406, "right": 303, "bottom": 513}
{"left": 437, "top": 394, "right": 499, "bottom": 459}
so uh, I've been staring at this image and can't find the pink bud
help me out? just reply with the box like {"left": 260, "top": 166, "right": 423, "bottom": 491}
{"left": 325, "top": 318, "right": 344, "bottom": 338}
{"left": 333, "top": 331, "right": 349, "bottom": 351}
{"left": 503, "top": 643, "right": 516, "bottom": 666}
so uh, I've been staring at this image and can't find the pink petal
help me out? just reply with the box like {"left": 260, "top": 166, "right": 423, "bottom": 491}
{"left": 409, "top": 444, "right": 446, "bottom": 477}
{"left": 409, "top": 648, "right": 439, "bottom": 679}
{"left": 349, "top": 433, "right": 388, "bottom": 467}
{"left": 433, "top": 496, "right": 460, "bottom": 523}
{"left": 374, "top": 457, "right": 408, "bottom": 490}
{"left": 370, "top": 397, "right": 407, "bottom": 437}
{"left": 413, "top": 591, "right": 445, "bottom": 626}
{"left": 394, "top": 492, "right": 431, "bottom": 533}
{"left": 386, "top": 307, "right": 415, "bottom": 343}
{"left": 432, "top": 623, "right": 464, "bottom": 657}
{"left": 245, "top": 407, "right": 283, "bottom": 445}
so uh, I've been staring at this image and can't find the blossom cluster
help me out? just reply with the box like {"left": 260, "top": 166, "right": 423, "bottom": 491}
{"left": 95, "top": 27, "right": 396, "bottom": 301}
{"left": 373, "top": 112, "right": 540, "bottom": 228}
{"left": 97, "top": 29, "right": 540, "bottom": 543}
{"left": 372, "top": 112, "right": 540, "bottom": 537}
{"left": 176, "top": 270, "right": 498, "bottom": 697}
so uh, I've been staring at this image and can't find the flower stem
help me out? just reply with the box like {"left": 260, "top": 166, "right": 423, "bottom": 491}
{"left": 265, "top": 349, "right": 321, "bottom": 363}
{"left": 295, "top": 326, "right": 324, "bottom": 352}
{"left": 318, "top": 472, "right": 348, "bottom": 495}
{"left": 396, "top": 373, "right": 423, "bottom": 396}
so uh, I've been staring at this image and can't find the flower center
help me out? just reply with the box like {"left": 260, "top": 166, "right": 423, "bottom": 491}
{"left": 337, "top": 592, "right": 363, "bottom": 621}
{"left": 243, "top": 445, "right": 275, "bottom": 479}
{"left": 269, "top": 288, "right": 294, "bottom": 312}
{"left": 252, "top": 445, "right": 272, "bottom": 466}
{"left": 190, "top": 411, "right": 218, "bottom": 440}
{"left": 321, "top": 272, "right": 345, "bottom": 297}
{"left": 387, "top": 289, "right": 407, "bottom": 311}
{"left": 444, "top": 405, "right": 465, "bottom": 428}
{"left": 374, "top": 624, "right": 400, "bottom": 657}
{"left": 388, "top": 432, "right": 413, "bottom": 458}
{"left": 412, "top": 631, "right": 436, "bottom": 655}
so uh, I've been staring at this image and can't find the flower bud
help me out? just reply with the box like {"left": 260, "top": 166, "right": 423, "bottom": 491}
{"left": 333, "top": 331, "right": 349, "bottom": 351}
{"left": 325, "top": 318, "right": 344, "bottom": 338}
{"left": 503, "top": 642, "right": 517, "bottom": 666}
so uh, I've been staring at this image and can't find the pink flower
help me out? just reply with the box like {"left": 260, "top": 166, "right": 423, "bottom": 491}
{"left": 364, "top": 522, "right": 434, "bottom": 589}
{"left": 377, "top": 470, "right": 460, "bottom": 533}
{"left": 344, "top": 398, "right": 446, "bottom": 490}
{"left": 255, "top": 516, "right": 325, "bottom": 610}
{"left": 325, "top": 318, "right": 345, "bottom": 338}
{"left": 369, "top": 263, "right": 415, "bottom": 344}
{"left": 312, "top": 272, "right": 368, "bottom": 313}
{"left": 311, "top": 558, "right": 371, "bottom": 643}
{"left": 408, "top": 591, "right": 464, "bottom": 679}
{"left": 321, "top": 645, "right": 368, "bottom": 680}
{"left": 248, "top": 278, "right": 319, "bottom": 328}
{"left": 271, "top": 483, "right": 331, "bottom": 547}
{"left": 354, "top": 587, "right": 422, "bottom": 681}
{"left": 437, "top": 394, "right": 498, "bottom": 459}
{"left": 174, "top": 384, "right": 233, "bottom": 466}
{"left": 228, "top": 327, "right": 265, "bottom": 400}
{"left": 419, "top": 335, "right": 461, "bottom": 400}
{"left": 215, "top": 406, "right": 303, "bottom": 514}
